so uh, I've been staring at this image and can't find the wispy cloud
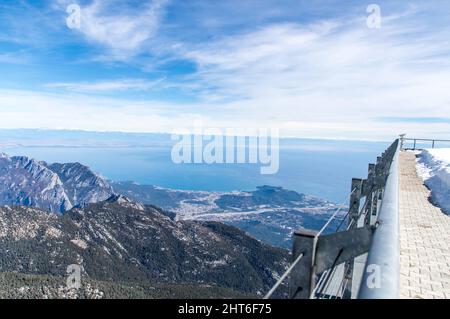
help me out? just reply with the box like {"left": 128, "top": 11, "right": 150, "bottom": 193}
{"left": 163, "top": 6, "right": 450, "bottom": 136}
{"left": 1, "top": 1, "right": 449, "bottom": 140}
{"left": 0, "top": 89, "right": 196, "bottom": 133}
{"left": 176, "top": 10, "right": 450, "bottom": 106}
{"left": 46, "top": 78, "right": 165, "bottom": 93}
{"left": 0, "top": 52, "right": 29, "bottom": 64}
{"left": 75, "top": 0, "right": 169, "bottom": 59}
{"left": 376, "top": 117, "right": 450, "bottom": 124}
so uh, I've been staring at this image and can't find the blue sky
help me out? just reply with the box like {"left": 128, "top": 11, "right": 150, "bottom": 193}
{"left": 0, "top": 0, "right": 449, "bottom": 140}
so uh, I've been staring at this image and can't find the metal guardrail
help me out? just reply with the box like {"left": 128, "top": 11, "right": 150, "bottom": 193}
{"left": 280, "top": 139, "right": 401, "bottom": 299}
{"left": 400, "top": 135, "right": 450, "bottom": 150}
{"left": 358, "top": 140, "right": 400, "bottom": 299}
{"left": 264, "top": 135, "right": 449, "bottom": 299}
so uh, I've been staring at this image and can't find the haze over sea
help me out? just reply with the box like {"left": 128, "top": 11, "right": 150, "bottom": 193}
{"left": 0, "top": 130, "right": 391, "bottom": 203}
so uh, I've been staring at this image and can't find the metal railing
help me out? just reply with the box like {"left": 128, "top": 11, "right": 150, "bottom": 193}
{"left": 264, "top": 135, "right": 450, "bottom": 299}
{"left": 400, "top": 135, "right": 450, "bottom": 150}
{"left": 358, "top": 140, "right": 400, "bottom": 298}
{"left": 264, "top": 139, "right": 401, "bottom": 299}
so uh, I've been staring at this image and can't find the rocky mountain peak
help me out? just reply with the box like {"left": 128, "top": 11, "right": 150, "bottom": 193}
{"left": 104, "top": 194, "right": 145, "bottom": 211}
{"left": 0, "top": 153, "right": 114, "bottom": 213}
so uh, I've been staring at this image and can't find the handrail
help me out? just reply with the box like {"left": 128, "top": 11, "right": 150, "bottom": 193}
{"left": 286, "top": 138, "right": 404, "bottom": 299}
{"left": 401, "top": 138, "right": 450, "bottom": 142}
{"left": 400, "top": 136, "right": 450, "bottom": 150}
{"left": 264, "top": 188, "right": 357, "bottom": 299}
{"left": 358, "top": 140, "right": 400, "bottom": 299}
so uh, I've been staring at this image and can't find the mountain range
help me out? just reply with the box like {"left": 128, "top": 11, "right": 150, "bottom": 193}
{"left": 0, "top": 195, "right": 288, "bottom": 298}
{"left": 0, "top": 153, "right": 113, "bottom": 213}
{"left": 0, "top": 152, "right": 338, "bottom": 249}
{"left": 0, "top": 152, "right": 340, "bottom": 298}
{"left": 0, "top": 152, "right": 295, "bottom": 298}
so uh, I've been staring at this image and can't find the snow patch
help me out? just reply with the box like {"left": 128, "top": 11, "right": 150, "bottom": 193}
{"left": 70, "top": 238, "right": 88, "bottom": 249}
{"left": 416, "top": 149, "right": 450, "bottom": 214}
{"left": 45, "top": 226, "right": 62, "bottom": 238}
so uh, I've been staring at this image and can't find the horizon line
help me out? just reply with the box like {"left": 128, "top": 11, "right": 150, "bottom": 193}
{"left": 0, "top": 127, "right": 401, "bottom": 143}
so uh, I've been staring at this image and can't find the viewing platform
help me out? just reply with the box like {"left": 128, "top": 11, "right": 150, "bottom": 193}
{"left": 399, "top": 151, "right": 450, "bottom": 299}
{"left": 267, "top": 138, "right": 450, "bottom": 300}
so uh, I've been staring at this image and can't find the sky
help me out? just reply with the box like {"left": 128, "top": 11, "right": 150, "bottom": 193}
{"left": 0, "top": 0, "right": 449, "bottom": 140}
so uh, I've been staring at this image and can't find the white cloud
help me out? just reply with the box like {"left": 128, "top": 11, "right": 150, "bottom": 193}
{"left": 0, "top": 87, "right": 448, "bottom": 141}
{"left": 160, "top": 10, "right": 450, "bottom": 139}
{"left": 46, "top": 78, "right": 165, "bottom": 92}
{"left": 1, "top": 2, "right": 450, "bottom": 140}
{"left": 178, "top": 14, "right": 450, "bottom": 108}
{"left": 0, "top": 89, "right": 196, "bottom": 133}
{"left": 75, "top": 0, "right": 168, "bottom": 58}
{"left": 0, "top": 52, "right": 29, "bottom": 64}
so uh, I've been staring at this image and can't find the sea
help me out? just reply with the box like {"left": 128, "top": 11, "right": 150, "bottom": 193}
{"left": 0, "top": 129, "right": 391, "bottom": 203}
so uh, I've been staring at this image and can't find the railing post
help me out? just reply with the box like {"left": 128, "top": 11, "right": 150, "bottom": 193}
{"left": 343, "top": 178, "right": 363, "bottom": 298}
{"left": 348, "top": 179, "right": 363, "bottom": 227}
{"left": 290, "top": 230, "right": 318, "bottom": 299}
{"left": 365, "top": 164, "right": 376, "bottom": 226}
{"left": 399, "top": 134, "right": 406, "bottom": 150}
{"left": 432, "top": 140, "right": 435, "bottom": 148}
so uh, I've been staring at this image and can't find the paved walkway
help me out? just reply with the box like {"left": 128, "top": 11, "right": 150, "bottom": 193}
{"left": 399, "top": 151, "right": 450, "bottom": 299}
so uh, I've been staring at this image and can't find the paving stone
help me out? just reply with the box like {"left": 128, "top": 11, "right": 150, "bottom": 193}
{"left": 399, "top": 151, "right": 450, "bottom": 299}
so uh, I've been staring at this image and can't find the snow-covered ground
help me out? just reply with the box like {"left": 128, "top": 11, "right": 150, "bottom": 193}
{"left": 415, "top": 149, "right": 450, "bottom": 215}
